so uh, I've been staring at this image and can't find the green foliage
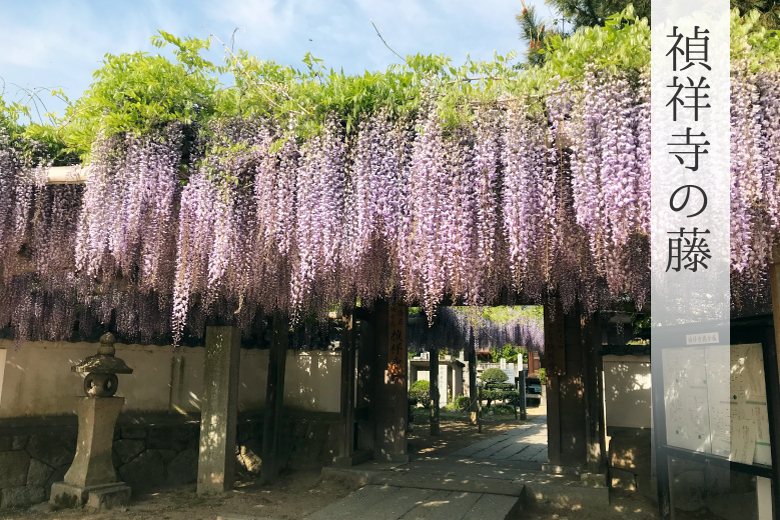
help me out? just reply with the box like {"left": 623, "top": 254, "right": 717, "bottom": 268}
{"left": 45, "top": 31, "right": 220, "bottom": 161}
{"left": 490, "top": 343, "right": 528, "bottom": 363}
{"left": 0, "top": 95, "right": 27, "bottom": 139}
{"left": 409, "top": 379, "right": 431, "bottom": 407}
{"left": 479, "top": 305, "right": 542, "bottom": 325}
{"left": 536, "top": 6, "right": 650, "bottom": 84}
{"left": 481, "top": 389, "right": 520, "bottom": 408}
{"left": 481, "top": 368, "right": 509, "bottom": 383}
{"left": 485, "top": 404, "right": 517, "bottom": 415}
{"left": 485, "top": 382, "right": 515, "bottom": 391}
{"left": 10, "top": 8, "right": 780, "bottom": 169}
{"left": 537, "top": 368, "right": 547, "bottom": 385}
{"left": 456, "top": 395, "right": 472, "bottom": 411}
{"left": 731, "top": 8, "right": 780, "bottom": 72}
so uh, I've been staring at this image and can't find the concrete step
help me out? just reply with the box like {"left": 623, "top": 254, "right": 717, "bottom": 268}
{"left": 303, "top": 485, "right": 521, "bottom": 520}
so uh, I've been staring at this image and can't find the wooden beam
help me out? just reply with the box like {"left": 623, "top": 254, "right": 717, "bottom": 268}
{"left": 46, "top": 166, "right": 87, "bottom": 185}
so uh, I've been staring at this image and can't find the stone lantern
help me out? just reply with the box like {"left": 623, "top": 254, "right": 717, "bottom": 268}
{"left": 50, "top": 333, "right": 133, "bottom": 510}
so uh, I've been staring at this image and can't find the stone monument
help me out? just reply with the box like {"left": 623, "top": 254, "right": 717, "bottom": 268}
{"left": 50, "top": 333, "right": 133, "bottom": 510}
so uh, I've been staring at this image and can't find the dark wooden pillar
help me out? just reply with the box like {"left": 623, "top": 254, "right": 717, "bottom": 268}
{"left": 430, "top": 347, "right": 440, "bottom": 436}
{"left": 543, "top": 298, "right": 587, "bottom": 474}
{"left": 468, "top": 330, "right": 478, "bottom": 426}
{"left": 374, "top": 301, "right": 409, "bottom": 462}
{"left": 582, "top": 313, "right": 606, "bottom": 476}
{"left": 336, "top": 311, "right": 357, "bottom": 464}
{"left": 355, "top": 311, "right": 376, "bottom": 455}
{"left": 261, "top": 314, "right": 288, "bottom": 484}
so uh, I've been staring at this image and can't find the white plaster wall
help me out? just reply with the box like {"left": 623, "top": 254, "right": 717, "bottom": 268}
{"left": 0, "top": 340, "right": 341, "bottom": 418}
{"left": 284, "top": 350, "right": 341, "bottom": 413}
{"left": 603, "top": 354, "right": 652, "bottom": 429}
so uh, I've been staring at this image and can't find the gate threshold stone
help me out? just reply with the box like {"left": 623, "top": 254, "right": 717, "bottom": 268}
{"left": 303, "top": 485, "right": 522, "bottom": 520}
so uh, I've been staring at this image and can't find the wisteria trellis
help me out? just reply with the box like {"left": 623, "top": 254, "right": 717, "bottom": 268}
{"left": 0, "top": 68, "right": 777, "bottom": 346}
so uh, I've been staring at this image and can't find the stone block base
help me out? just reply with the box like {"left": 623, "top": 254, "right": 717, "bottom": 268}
{"left": 541, "top": 463, "right": 586, "bottom": 476}
{"left": 50, "top": 481, "right": 130, "bottom": 510}
{"left": 580, "top": 472, "right": 608, "bottom": 487}
{"left": 332, "top": 450, "right": 373, "bottom": 468}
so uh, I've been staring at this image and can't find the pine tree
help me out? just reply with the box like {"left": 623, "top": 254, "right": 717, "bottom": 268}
{"left": 516, "top": 1, "right": 563, "bottom": 67}
{"left": 546, "top": 0, "right": 650, "bottom": 30}
{"left": 732, "top": 0, "right": 780, "bottom": 29}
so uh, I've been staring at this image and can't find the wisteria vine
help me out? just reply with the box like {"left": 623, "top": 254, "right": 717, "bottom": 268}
{"left": 3, "top": 62, "right": 780, "bottom": 347}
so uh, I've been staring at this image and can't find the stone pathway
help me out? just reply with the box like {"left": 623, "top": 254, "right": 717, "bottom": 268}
{"left": 303, "top": 411, "right": 570, "bottom": 519}
{"left": 304, "top": 485, "right": 520, "bottom": 520}
{"left": 450, "top": 413, "right": 547, "bottom": 469}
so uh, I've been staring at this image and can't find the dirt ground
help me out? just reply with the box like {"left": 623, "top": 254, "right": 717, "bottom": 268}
{"left": 0, "top": 471, "right": 357, "bottom": 520}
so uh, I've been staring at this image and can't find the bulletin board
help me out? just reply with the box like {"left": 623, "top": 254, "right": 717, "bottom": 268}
{"left": 661, "top": 343, "right": 771, "bottom": 466}
{"left": 652, "top": 320, "right": 780, "bottom": 520}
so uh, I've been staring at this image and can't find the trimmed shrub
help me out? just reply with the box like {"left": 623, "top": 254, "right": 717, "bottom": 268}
{"left": 485, "top": 382, "right": 515, "bottom": 391}
{"left": 409, "top": 379, "right": 431, "bottom": 408}
{"left": 481, "top": 368, "right": 509, "bottom": 383}
{"left": 456, "top": 395, "right": 471, "bottom": 411}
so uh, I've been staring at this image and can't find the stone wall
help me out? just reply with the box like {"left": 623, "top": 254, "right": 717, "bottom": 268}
{"left": 0, "top": 410, "right": 341, "bottom": 510}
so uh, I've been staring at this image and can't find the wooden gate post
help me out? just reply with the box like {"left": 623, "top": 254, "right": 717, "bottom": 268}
{"left": 468, "top": 330, "right": 478, "bottom": 426}
{"left": 430, "top": 346, "right": 440, "bottom": 436}
{"left": 336, "top": 310, "right": 357, "bottom": 464}
{"left": 261, "top": 314, "right": 288, "bottom": 484}
{"left": 374, "top": 301, "right": 409, "bottom": 462}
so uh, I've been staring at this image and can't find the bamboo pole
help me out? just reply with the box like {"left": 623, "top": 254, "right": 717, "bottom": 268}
{"left": 46, "top": 166, "right": 87, "bottom": 185}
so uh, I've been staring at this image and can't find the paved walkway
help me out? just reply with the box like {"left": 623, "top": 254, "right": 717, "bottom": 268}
{"left": 304, "top": 412, "right": 553, "bottom": 520}
{"left": 450, "top": 412, "right": 547, "bottom": 469}
{"left": 304, "top": 485, "right": 520, "bottom": 520}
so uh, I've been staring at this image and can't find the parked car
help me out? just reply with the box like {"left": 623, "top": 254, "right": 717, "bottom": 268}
{"left": 526, "top": 376, "right": 542, "bottom": 407}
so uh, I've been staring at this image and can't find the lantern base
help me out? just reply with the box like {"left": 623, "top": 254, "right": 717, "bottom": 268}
{"left": 50, "top": 481, "right": 131, "bottom": 510}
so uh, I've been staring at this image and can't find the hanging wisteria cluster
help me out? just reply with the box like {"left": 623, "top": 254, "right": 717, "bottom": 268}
{"left": 4, "top": 60, "right": 780, "bottom": 346}
{"left": 406, "top": 307, "right": 545, "bottom": 354}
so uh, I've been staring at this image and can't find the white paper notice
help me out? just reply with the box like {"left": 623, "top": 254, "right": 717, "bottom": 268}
{"left": 731, "top": 417, "right": 758, "bottom": 464}
{"left": 732, "top": 344, "right": 771, "bottom": 465}
{"left": 663, "top": 347, "right": 711, "bottom": 453}
{"left": 705, "top": 345, "right": 731, "bottom": 458}
{"left": 662, "top": 343, "right": 772, "bottom": 465}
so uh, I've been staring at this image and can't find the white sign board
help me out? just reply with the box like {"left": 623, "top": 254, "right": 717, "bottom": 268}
{"left": 662, "top": 344, "right": 771, "bottom": 465}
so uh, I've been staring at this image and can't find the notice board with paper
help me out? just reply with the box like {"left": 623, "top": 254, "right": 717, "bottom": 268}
{"left": 662, "top": 343, "right": 771, "bottom": 466}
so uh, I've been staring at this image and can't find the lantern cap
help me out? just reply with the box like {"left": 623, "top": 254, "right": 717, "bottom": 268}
{"left": 72, "top": 333, "right": 133, "bottom": 374}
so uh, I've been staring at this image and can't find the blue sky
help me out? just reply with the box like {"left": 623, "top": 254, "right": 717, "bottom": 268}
{"left": 0, "top": 0, "right": 554, "bottom": 118}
